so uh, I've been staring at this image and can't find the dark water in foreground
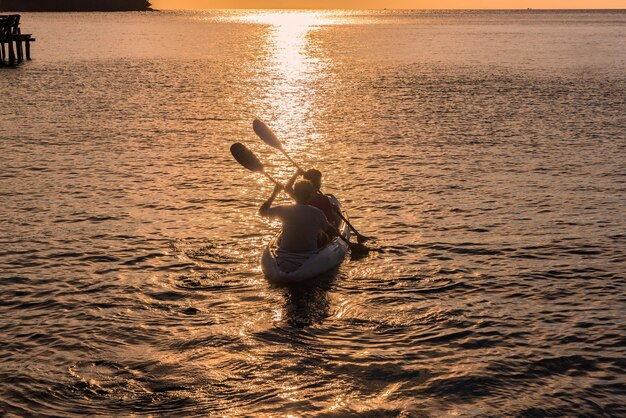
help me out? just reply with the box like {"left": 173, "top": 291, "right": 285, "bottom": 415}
{"left": 1, "top": 10, "right": 625, "bottom": 417}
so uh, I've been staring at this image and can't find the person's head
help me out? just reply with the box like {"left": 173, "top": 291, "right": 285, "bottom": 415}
{"left": 293, "top": 180, "right": 314, "bottom": 204}
{"left": 303, "top": 169, "right": 322, "bottom": 191}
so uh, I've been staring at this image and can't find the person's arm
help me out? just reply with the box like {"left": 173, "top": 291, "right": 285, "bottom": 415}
{"left": 284, "top": 168, "right": 305, "bottom": 198}
{"left": 314, "top": 209, "right": 337, "bottom": 239}
{"left": 259, "top": 184, "right": 283, "bottom": 217}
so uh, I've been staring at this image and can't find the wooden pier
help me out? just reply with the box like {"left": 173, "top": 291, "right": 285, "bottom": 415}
{"left": 0, "top": 15, "right": 35, "bottom": 66}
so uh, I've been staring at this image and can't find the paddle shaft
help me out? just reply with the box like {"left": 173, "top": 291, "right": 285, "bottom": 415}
{"left": 334, "top": 208, "right": 368, "bottom": 240}
{"left": 260, "top": 170, "right": 281, "bottom": 187}
{"left": 280, "top": 148, "right": 305, "bottom": 173}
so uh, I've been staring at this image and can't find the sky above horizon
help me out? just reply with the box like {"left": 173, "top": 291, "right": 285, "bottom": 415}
{"left": 150, "top": 0, "right": 625, "bottom": 9}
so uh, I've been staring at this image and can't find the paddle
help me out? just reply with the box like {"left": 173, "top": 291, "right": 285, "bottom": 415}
{"left": 252, "top": 119, "right": 373, "bottom": 244}
{"left": 230, "top": 142, "right": 281, "bottom": 187}
{"left": 230, "top": 142, "right": 364, "bottom": 254}
{"left": 252, "top": 119, "right": 304, "bottom": 172}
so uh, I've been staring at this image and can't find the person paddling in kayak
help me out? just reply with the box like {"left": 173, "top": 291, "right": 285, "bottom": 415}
{"left": 260, "top": 179, "right": 338, "bottom": 253}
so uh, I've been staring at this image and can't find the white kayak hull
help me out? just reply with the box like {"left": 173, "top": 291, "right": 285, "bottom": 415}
{"left": 261, "top": 195, "right": 351, "bottom": 283}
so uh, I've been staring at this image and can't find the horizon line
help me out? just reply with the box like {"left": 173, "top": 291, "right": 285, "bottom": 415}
{"left": 152, "top": 7, "right": 626, "bottom": 10}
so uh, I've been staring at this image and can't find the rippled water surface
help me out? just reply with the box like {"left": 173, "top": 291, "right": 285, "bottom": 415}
{"left": 1, "top": 10, "right": 625, "bottom": 417}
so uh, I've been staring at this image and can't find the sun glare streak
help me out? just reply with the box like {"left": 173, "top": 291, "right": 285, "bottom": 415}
{"left": 237, "top": 11, "right": 332, "bottom": 78}
{"left": 236, "top": 11, "right": 339, "bottom": 163}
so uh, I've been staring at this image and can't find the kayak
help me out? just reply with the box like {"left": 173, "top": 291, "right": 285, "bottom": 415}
{"left": 261, "top": 195, "right": 351, "bottom": 283}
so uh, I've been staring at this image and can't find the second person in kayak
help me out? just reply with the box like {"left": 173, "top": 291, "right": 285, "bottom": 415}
{"left": 302, "top": 169, "right": 338, "bottom": 225}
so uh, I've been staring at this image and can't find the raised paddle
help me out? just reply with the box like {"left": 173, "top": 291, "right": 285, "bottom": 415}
{"left": 230, "top": 142, "right": 281, "bottom": 187}
{"left": 252, "top": 119, "right": 304, "bottom": 172}
{"left": 252, "top": 119, "right": 373, "bottom": 244}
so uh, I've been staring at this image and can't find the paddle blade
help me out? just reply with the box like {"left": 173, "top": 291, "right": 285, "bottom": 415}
{"left": 253, "top": 119, "right": 283, "bottom": 150}
{"left": 348, "top": 242, "right": 370, "bottom": 258}
{"left": 356, "top": 234, "right": 374, "bottom": 244}
{"left": 230, "top": 142, "right": 264, "bottom": 173}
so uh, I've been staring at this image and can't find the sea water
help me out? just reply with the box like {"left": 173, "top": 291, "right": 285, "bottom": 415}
{"left": 1, "top": 10, "right": 625, "bottom": 416}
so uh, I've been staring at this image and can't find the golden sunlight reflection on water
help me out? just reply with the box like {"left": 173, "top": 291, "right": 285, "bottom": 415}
{"left": 237, "top": 11, "right": 340, "bottom": 174}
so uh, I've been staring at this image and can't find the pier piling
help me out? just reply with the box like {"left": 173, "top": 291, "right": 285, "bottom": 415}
{"left": 0, "top": 14, "right": 35, "bottom": 66}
